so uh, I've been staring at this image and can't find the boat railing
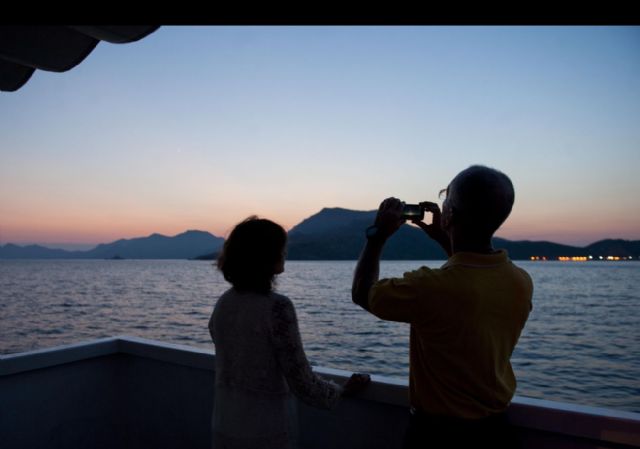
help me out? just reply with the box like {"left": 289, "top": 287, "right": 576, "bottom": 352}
{"left": 2, "top": 336, "right": 639, "bottom": 448}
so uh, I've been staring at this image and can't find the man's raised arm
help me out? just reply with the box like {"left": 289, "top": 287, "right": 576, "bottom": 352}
{"left": 351, "top": 197, "right": 405, "bottom": 312}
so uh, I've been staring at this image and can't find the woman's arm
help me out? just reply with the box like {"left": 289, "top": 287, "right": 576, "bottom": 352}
{"left": 271, "top": 296, "right": 343, "bottom": 409}
{"left": 208, "top": 310, "right": 216, "bottom": 343}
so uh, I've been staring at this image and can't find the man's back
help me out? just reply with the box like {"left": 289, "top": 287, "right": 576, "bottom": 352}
{"left": 369, "top": 250, "right": 532, "bottom": 418}
{"left": 351, "top": 166, "right": 533, "bottom": 448}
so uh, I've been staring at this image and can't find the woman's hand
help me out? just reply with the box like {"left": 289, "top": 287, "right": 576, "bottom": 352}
{"left": 341, "top": 373, "right": 371, "bottom": 397}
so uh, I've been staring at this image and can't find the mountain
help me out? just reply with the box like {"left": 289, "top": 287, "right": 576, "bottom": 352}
{"left": 287, "top": 207, "right": 447, "bottom": 260}
{"left": 285, "top": 208, "right": 640, "bottom": 260}
{"left": 0, "top": 230, "right": 224, "bottom": 260}
{"left": 2, "top": 211, "right": 638, "bottom": 261}
{"left": 289, "top": 207, "right": 377, "bottom": 236}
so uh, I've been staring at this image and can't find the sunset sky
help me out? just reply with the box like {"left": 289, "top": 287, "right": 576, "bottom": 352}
{"left": 1, "top": 26, "right": 639, "bottom": 250}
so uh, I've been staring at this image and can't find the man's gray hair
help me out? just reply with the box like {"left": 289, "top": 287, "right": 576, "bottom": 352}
{"left": 449, "top": 165, "right": 515, "bottom": 236}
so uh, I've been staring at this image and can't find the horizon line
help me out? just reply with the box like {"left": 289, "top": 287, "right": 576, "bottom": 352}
{"left": 3, "top": 229, "right": 639, "bottom": 252}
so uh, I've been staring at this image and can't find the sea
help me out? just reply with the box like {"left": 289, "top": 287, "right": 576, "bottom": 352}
{"left": 0, "top": 259, "right": 638, "bottom": 413}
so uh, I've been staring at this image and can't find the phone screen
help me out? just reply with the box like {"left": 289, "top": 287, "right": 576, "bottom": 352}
{"left": 402, "top": 204, "right": 424, "bottom": 220}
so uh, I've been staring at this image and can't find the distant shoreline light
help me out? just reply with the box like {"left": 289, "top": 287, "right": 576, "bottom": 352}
{"left": 530, "top": 256, "right": 635, "bottom": 262}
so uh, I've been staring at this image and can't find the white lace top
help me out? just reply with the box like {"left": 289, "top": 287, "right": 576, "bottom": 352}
{"left": 208, "top": 288, "right": 342, "bottom": 449}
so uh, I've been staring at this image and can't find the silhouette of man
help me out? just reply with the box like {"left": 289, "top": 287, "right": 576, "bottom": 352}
{"left": 352, "top": 165, "right": 532, "bottom": 449}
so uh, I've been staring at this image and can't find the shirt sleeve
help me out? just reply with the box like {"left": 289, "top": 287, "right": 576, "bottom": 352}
{"left": 368, "top": 267, "right": 434, "bottom": 323}
{"left": 271, "top": 296, "right": 343, "bottom": 409}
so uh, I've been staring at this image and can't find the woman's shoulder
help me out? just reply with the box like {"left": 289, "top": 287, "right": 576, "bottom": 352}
{"left": 216, "top": 287, "right": 241, "bottom": 304}
{"left": 268, "top": 291, "right": 294, "bottom": 309}
{"left": 268, "top": 292, "right": 297, "bottom": 318}
{"left": 217, "top": 289, "right": 292, "bottom": 309}
{"left": 269, "top": 291, "right": 291, "bottom": 302}
{"left": 218, "top": 287, "right": 236, "bottom": 298}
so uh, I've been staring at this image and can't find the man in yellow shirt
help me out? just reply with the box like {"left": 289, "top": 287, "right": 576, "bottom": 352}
{"left": 352, "top": 165, "right": 532, "bottom": 448}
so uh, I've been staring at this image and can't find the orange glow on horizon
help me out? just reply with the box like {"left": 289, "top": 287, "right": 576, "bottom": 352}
{"left": 2, "top": 201, "right": 639, "bottom": 247}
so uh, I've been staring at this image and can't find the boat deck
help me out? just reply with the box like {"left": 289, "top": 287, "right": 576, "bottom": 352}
{"left": 1, "top": 336, "right": 639, "bottom": 448}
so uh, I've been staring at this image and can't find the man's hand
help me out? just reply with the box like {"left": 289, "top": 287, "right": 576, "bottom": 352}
{"left": 412, "top": 201, "right": 452, "bottom": 257}
{"left": 375, "top": 197, "right": 405, "bottom": 240}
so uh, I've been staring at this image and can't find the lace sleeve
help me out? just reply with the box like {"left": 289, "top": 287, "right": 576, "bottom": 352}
{"left": 271, "top": 296, "right": 343, "bottom": 410}
{"left": 208, "top": 310, "right": 215, "bottom": 344}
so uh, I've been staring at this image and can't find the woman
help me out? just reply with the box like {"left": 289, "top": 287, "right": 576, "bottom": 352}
{"left": 209, "top": 216, "right": 369, "bottom": 449}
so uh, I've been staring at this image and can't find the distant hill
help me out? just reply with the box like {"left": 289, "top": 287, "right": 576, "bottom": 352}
{"left": 82, "top": 230, "right": 223, "bottom": 259}
{"left": 584, "top": 239, "right": 640, "bottom": 258}
{"left": 491, "top": 238, "right": 586, "bottom": 260}
{"left": 0, "top": 244, "right": 85, "bottom": 259}
{"left": 0, "top": 230, "right": 224, "bottom": 260}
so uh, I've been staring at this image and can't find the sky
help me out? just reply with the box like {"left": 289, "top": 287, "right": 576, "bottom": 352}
{"left": 1, "top": 26, "right": 639, "bottom": 249}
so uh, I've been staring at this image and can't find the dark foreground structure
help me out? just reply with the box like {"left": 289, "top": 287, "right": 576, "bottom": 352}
{"left": 1, "top": 336, "right": 639, "bottom": 448}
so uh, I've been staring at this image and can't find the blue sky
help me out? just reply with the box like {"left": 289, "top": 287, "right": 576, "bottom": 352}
{"left": 1, "top": 26, "right": 639, "bottom": 249}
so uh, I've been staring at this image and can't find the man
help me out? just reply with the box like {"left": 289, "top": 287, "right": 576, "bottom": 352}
{"left": 352, "top": 165, "right": 533, "bottom": 448}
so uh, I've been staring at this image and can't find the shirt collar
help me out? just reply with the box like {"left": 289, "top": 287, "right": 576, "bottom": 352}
{"left": 441, "top": 249, "right": 509, "bottom": 269}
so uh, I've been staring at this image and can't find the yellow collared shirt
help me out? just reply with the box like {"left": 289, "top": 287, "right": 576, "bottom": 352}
{"left": 369, "top": 250, "right": 533, "bottom": 419}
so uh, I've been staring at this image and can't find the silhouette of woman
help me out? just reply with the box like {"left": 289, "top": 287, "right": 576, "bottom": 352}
{"left": 209, "top": 216, "right": 369, "bottom": 449}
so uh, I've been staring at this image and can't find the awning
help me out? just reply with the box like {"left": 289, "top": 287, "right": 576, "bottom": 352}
{"left": 0, "top": 26, "right": 160, "bottom": 92}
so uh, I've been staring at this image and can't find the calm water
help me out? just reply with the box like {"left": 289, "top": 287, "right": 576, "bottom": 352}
{"left": 1, "top": 259, "right": 639, "bottom": 413}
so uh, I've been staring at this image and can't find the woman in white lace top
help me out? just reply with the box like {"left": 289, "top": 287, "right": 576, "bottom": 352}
{"left": 209, "top": 216, "right": 369, "bottom": 449}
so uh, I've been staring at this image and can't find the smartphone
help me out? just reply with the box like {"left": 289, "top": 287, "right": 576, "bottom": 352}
{"left": 402, "top": 204, "right": 424, "bottom": 221}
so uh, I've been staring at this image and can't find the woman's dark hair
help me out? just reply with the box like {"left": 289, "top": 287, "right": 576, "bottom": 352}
{"left": 217, "top": 216, "right": 287, "bottom": 294}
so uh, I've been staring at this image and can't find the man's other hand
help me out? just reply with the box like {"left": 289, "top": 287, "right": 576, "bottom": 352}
{"left": 412, "top": 201, "right": 451, "bottom": 256}
{"left": 375, "top": 197, "right": 405, "bottom": 240}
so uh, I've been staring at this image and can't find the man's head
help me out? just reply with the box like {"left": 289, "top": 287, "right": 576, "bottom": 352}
{"left": 441, "top": 165, "right": 515, "bottom": 239}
